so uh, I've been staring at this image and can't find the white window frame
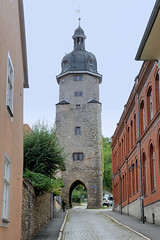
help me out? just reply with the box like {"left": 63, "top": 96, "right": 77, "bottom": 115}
{"left": 1, "top": 152, "right": 11, "bottom": 227}
{"left": 6, "top": 52, "right": 14, "bottom": 118}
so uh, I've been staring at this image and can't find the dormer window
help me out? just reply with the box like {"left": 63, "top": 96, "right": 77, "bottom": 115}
{"left": 62, "top": 60, "right": 68, "bottom": 71}
{"left": 89, "top": 59, "right": 94, "bottom": 65}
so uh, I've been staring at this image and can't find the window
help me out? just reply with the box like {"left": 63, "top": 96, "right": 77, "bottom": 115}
{"left": 62, "top": 94, "right": 65, "bottom": 99}
{"left": 6, "top": 53, "right": 14, "bottom": 117}
{"left": 74, "top": 75, "right": 82, "bottom": 81}
{"left": 142, "top": 153, "right": 147, "bottom": 196}
{"left": 131, "top": 121, "right": 133, "bottom": 148}
{"left": 94, "top": 78, "right": 98, "bottom": 83}
{"left": 89, "top": 59, "right": 94, "bottom": 65}
{"left": 62, "top": 61, "right": 68, "bottom": 71}
{"left": 134, "top": 114, "right": 136, "bottom": 143}
{"left": 132, "top": 163, "right": 135, "bottom": 194}
{"left": 2, "top": 153, "right": 11, "bottom": 226}
{"left": 73, "top": 152, "right": 84, "bottom": 161}
{"left": 76, "top": 104, "right": 81, "bottom": 110}
{"left": 155, "top": 73, "right": 159, "bottom": 110}
{"left": 93, "top": 93, "right": 96, "bottom": 99}
{"left": 147, "top": 87, "right": 153, "bottom": 122}
{"left": 75, "top": 127, "right": 81, "bottom": 135}
{"left": 74, "top": 91, "right": 83, "bottom": 96}
{"left": 136, "top": 159, "right": 138, "bottom": 192}
{"left": 127, "top": 127, "right": 130, "bottom": 152}
{"left": 61, "top": 79, "right": 64, "bottom": 83}
{"left": 150, "top": 144, "right": 156, "bottom": 192}
{"left": 140, "top": 101, "right": 145, "bottom": 133}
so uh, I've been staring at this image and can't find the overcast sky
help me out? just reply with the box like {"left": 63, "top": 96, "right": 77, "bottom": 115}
{"left": 23, "top": 0, "right": 155, "bottom": 138}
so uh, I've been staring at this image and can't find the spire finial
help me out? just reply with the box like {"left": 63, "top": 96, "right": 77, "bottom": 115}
{"left": 78, "top": 17, "right": 81, "bottom": 26}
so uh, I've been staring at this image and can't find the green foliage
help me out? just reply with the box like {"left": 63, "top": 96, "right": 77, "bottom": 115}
{"left": 24, "top": 122, "right": 66, "bottom": 178}
{"left": 72, "top": 190, "right": 81, "bottom": 203}
{"left": 71, "top": 185, "right": 87, "bottom": 203}
{"left": 23, "top": 170, "right": 64, "bottom": 195}
{"left": 102, "top": 137, "right": 112, "bottom": 191}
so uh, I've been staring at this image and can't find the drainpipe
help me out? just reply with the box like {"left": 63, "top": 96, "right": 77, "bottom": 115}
{"left": 120, "top": 171, "right": 122, "bottom": 214}
{"left": 136, "top": 90, "right": 145, "bottom": 224}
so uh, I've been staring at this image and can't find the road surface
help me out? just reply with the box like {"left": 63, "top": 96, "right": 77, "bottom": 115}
{"left": 62, "top": 206, "right": 145, "bottom": 240}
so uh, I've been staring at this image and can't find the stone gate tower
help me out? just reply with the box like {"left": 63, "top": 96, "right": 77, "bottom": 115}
{"left": 56, "top": 23, "right": 103, "bottom": 208}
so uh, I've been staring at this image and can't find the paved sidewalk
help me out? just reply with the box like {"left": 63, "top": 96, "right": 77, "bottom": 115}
{"left": 32, "top": 210, "right": 66, "bottom": 240}
{"left": 101, "top": 209, "right": 160, "bottom": 240}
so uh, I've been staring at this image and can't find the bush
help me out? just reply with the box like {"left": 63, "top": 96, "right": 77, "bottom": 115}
{"left": 24, "top": 122, "right": 66, "bottom": 178}
{"left": 72, "top": 190, "right": 81, "bottom": 203}
{"left": 23, "top": 170, "right": 64, "bottom": 195}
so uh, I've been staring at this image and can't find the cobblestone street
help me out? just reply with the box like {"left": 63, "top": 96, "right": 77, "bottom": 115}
{"left": 62, "top": 206, "right": 145, "bottom": 240}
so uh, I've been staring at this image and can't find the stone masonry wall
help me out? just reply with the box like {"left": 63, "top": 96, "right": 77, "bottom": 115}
{"left": 21, "top": 179, "right": 51, "bottom": 240}
{"left": 56, "top": 102, "right": 103, "bottom": 208}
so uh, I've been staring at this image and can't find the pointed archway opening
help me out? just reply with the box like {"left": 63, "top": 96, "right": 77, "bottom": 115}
{"left": 69, "top": 180, "right": 88, "bottom": 208}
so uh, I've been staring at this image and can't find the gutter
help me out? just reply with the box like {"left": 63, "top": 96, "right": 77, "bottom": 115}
{"left": 135, "top": 0, "right": 160, "bottom": 60}
{"left": 18, "top": 0, "right": 29, "bottom": 88}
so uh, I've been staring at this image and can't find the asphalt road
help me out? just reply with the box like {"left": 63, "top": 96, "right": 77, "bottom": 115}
{"left": 62, "top": 206, "right": 145, "bottom": 240}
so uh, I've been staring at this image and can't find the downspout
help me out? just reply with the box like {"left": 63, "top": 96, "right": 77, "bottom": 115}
{"left": 120, "top": 171, "right": 122, "bottom": 214}
{"left": 136, "top": 90, "right": 145, "bottom": 223}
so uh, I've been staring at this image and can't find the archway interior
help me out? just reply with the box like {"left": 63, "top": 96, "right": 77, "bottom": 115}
{"left": 69, "top": 180, "right": 87, "bottom": 208}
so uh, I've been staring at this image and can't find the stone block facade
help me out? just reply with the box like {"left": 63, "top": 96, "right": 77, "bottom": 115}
{"left": 56, "top": 102, "right": 103, "bottom": 208}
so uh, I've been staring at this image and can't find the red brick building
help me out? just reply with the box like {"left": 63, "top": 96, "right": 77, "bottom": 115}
{"left": 111, "top": 60, "right": 160, "bottom": 224}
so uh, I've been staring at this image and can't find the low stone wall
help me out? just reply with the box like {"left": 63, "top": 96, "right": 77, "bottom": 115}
{"left": 21, "top": 179, "right": 54, "bottom": 240}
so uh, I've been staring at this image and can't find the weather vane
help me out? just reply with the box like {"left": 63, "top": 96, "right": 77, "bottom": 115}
{"left": 75, "top": 7, "right": 81, "bottom": 26}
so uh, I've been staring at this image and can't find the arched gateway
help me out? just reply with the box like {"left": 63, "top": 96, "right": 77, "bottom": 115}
{"left": 69, "top": 180, "right": 86, "bottom": 208}
{"left": 55, "top": 23, "right": 103, "bottom": 208}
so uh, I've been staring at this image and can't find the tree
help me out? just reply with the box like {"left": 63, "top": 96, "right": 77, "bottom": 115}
{"left": 24, "top": 122, "right": 65, "bottom": 178}
{"left": 102, "top": 137, "right": 112, "bottom": 191}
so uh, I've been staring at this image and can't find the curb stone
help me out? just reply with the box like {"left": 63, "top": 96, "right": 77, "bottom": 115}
{"left": 100, "top": 212, "right": 151, "bottom": 240}
{"left": 57, "top": 210, "right": 69, "bottom": 240}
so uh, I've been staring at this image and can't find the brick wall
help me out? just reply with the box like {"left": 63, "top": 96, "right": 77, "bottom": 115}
{"left": 112, "top": 61, "right": 160, "bottom": 225}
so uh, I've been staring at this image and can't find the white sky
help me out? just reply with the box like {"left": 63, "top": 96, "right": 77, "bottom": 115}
{"left": 23, "top": 0, "right": 156, "bottom": 138}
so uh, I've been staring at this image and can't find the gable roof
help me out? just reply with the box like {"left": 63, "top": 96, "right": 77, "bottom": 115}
{"left": 56, "top": 100, "right": 70, "bottom": 105}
